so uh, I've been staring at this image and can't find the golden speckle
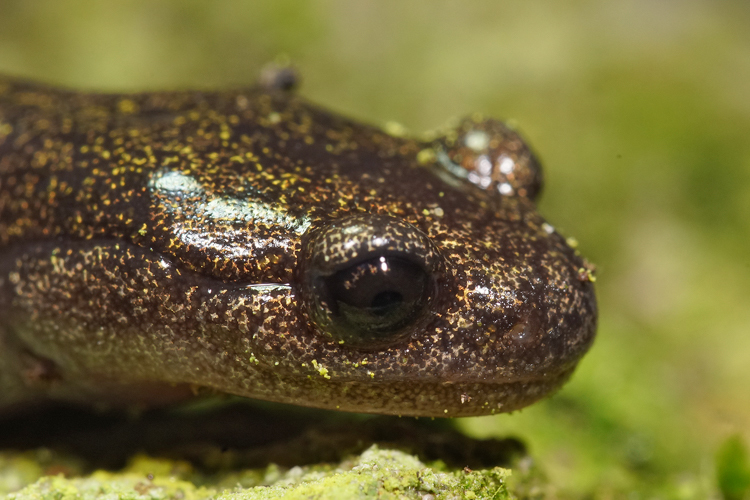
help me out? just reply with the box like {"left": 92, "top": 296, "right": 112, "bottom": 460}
{"left": 117, "top": 98, "right": 138, "bottom": 114}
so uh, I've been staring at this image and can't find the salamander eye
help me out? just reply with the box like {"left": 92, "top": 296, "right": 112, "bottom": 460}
{"left": 315, "top": 255, "right": 431, "bottom": 344}
{"left": 301, "top": 215, "right": 440, "bottom": 349}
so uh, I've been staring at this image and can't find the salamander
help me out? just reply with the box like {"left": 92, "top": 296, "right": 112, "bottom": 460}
{"left": 0, "top": 73, "right": 596, "bottom": 417}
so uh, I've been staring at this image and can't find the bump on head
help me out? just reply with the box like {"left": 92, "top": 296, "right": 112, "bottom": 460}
{"left": 432, "top": 116, "right": 543, "bottom": 201}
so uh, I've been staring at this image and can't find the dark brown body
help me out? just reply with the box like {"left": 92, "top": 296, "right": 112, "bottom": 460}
{"left": 0, "top": 76, "right": 596, "bottom": 416}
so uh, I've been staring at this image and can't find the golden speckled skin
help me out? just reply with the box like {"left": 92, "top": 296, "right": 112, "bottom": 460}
{"left": 0, "top": 76, "right": 596, "bottom": 417}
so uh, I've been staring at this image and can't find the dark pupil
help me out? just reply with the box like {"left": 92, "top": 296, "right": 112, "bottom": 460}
{"left": 320, "top": 256, "right": 429, "bottom": 343}
{"left": 371, "top": 290, "right": 402, "bottom": 315}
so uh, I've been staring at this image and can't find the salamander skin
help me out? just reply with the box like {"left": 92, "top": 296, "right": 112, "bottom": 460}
{"left": 0, "top": 75, "right": 596, "bottom": 417}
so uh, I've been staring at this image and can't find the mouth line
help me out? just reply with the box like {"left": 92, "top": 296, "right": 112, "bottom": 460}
{"left": 319, "top": 371, "right": 568, "bottom": 387}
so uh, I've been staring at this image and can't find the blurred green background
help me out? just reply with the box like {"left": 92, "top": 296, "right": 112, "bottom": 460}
{"left": 1, "top": 0, "right": 748, "bottom": 497}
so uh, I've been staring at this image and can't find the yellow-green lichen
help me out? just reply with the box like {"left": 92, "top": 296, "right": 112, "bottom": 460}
{"left": 310, "top": 359, "right": 331, "bottom": 380}
{"left": 2, "top": 446, "right": 512, "bottom": 500}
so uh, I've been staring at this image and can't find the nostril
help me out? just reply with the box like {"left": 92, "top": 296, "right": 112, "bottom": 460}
{"left": 507, "top": 312, "right": 544, "bottom": 347}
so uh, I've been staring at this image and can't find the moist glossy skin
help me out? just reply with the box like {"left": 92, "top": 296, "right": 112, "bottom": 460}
{"left": 0, "top": 75, "right": 597, "bottom": 417}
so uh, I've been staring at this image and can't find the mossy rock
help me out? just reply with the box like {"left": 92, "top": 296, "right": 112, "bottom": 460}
{"left": 1, "top": 446, "right": 518, "bottom": 500}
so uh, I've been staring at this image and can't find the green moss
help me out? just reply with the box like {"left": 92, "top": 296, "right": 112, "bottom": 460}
{"left": 717, "top": 436, "right": 750, "bottom": 500}
{"left": 2, "top": 446, "right": 512, "bottom": 500}
{"left": 0, "top": 453, "right": 45, "bottom": 494}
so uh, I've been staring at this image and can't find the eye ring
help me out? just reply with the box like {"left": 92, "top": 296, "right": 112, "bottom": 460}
{"left": 300, "top": 214, "right": 441, "bottom": 349}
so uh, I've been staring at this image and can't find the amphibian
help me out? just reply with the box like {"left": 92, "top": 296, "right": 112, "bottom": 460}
{"left": 0, "top": 73, "right": 596, "bottom": 417}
